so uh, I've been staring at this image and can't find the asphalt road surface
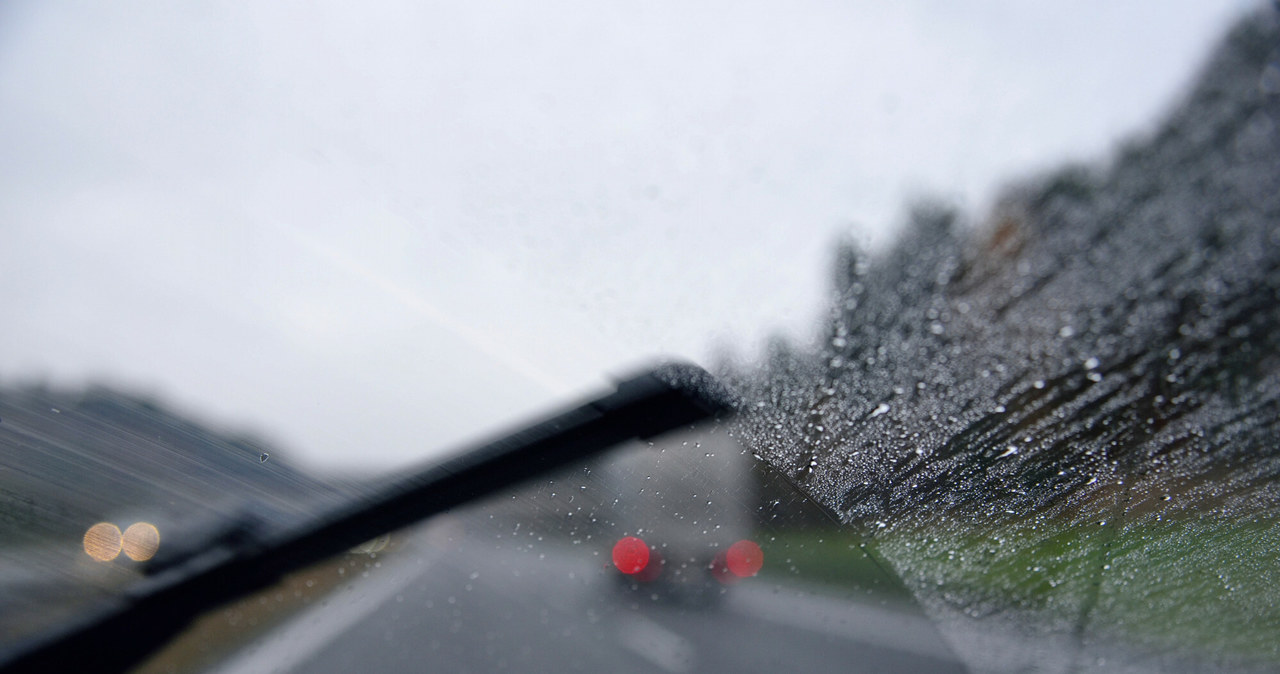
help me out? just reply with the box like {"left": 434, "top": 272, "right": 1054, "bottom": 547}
{"left": 210, "top": 519, "right": 965, "bottom": 674}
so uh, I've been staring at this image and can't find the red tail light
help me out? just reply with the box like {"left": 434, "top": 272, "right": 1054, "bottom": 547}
{"left": 726, "top": 539, "right": 763, "bottom": 577}
{"left": 712, "top": 539, "right": 764, "bottom": 584}
{"left": 612, "top": 536, "right": 650, "bottom": 575}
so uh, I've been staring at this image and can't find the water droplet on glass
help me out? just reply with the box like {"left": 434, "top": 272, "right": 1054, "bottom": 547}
{"left": 871, "top": 403, "right": 890, "bottom": 417}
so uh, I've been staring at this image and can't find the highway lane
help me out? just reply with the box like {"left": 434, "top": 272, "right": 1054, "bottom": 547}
{"left": 210, "top": 519, "right": 965, "bottom": 674}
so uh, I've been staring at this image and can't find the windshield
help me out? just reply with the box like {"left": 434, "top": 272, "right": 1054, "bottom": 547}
{"left": 2, "top": 2, "right": 1278, "bottom": 673}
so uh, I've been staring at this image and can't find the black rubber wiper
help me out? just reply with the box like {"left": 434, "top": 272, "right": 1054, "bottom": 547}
{"left": 0, "top": 363, "right": 735, "bottom": 674}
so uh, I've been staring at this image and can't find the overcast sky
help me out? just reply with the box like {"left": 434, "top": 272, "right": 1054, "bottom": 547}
{"left": 0, "top": 1, "right": 1255, "bottom": 470}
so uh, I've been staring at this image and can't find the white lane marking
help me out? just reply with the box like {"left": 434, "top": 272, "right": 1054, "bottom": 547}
{"left": 206, "top": 542, "right": 444, "bottom": 674}
{"left": 728, "top": 584, "right": 956, "bottom": 662}
{"left": 614, "top": 613, "right": 696, "bottom": 673}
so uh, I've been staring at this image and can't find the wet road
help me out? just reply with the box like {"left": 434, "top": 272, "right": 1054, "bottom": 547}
{"left": 210, "top": 523, "right": 965, "bottom": 674}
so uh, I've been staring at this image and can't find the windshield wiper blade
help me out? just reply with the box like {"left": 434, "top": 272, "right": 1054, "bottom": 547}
{"left": 0, "top": 363, "right": 735, "bottom": 674}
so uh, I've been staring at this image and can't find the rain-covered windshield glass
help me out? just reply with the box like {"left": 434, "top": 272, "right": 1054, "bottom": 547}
{"left": 2, "top": 2, "right": 1278, "bottom": 673}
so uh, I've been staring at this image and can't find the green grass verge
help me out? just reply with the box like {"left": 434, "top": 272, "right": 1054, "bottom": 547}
{"left": 869, "top": 515, "right": 1280, "bottom": 665}
{"left": 754, "top": 528, "right": 912, "bottom": 602}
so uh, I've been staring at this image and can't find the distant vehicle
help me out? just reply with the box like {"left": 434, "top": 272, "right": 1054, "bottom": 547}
{"left": 596, "top": 427, "right": 759, "bottom": 605}
{"left": 486, "top": 422, "right": 762, "bottom": 605}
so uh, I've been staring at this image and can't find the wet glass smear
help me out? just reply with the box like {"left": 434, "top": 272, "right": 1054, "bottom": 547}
{"left": 728, "top": 9, "right": 1280, "bottom": 673}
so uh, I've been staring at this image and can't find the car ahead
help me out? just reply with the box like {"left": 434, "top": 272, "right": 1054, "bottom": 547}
{"left": 596, "top": 430, "right": 757, "bottom": 605}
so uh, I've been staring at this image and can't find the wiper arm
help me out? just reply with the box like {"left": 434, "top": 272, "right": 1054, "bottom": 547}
{"left": 0, "top": 363, "right": 734, "bottom": 674}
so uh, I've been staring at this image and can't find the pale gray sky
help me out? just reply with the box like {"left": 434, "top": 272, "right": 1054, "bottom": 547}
{"left": 0, "top": 1, "right": 1254, "bottom": 470}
